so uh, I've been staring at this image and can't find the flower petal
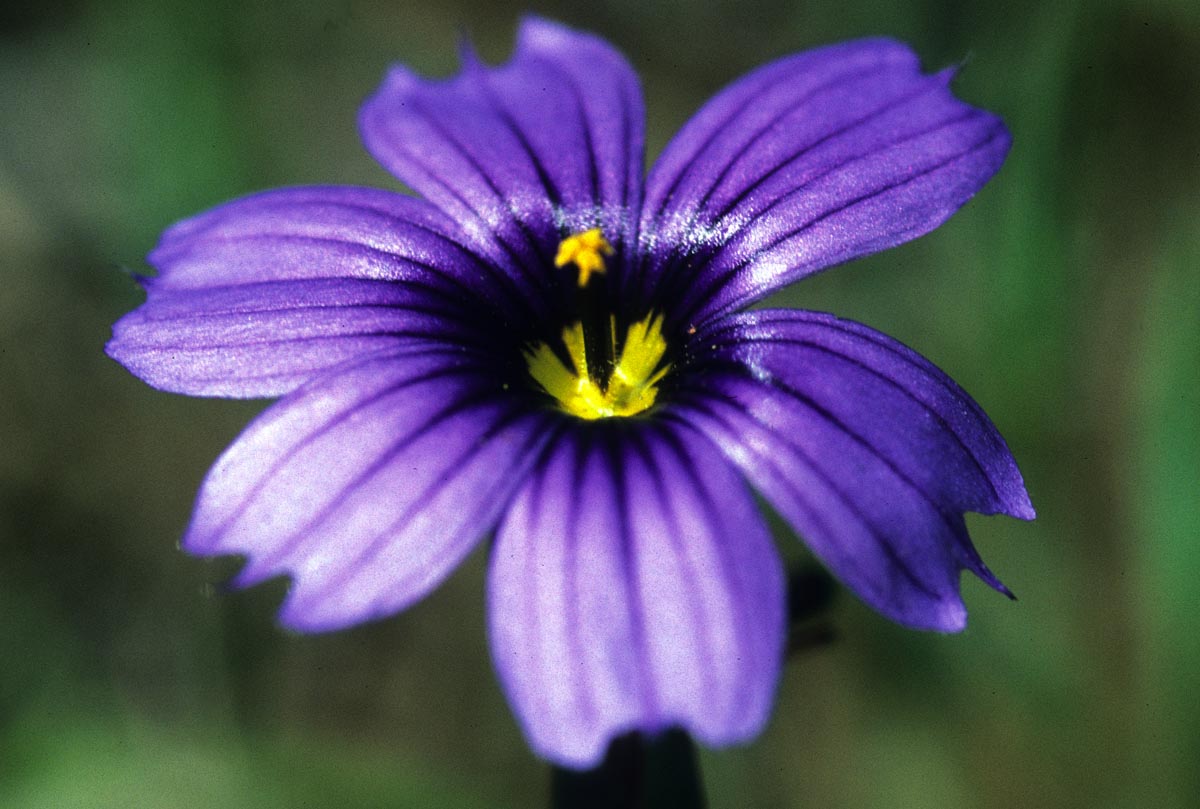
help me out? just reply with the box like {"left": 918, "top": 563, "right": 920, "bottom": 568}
{"left": 639, "top": 39, "right": 1010, "bottom": 328}
{"left": 488, "top": 421, "right": 784, "bottom": 768}
{"left": 184, "top": 346, "right": 557, "bottom": 632}
{"left": 673, "top": 309, "right": 1033, "bottom": 631}
{"left": 359, "top": 16, "right": 645, "bottom": 287}
{"left": 107, "top": 186, "right": 528, "bottom": 397}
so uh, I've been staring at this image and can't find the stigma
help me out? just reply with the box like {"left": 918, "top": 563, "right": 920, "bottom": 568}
{"left": 554, "top": 228, "right": 613, "bottom": 287}
{"left": 526, "top": 313, "right": 670, "bottom": 420}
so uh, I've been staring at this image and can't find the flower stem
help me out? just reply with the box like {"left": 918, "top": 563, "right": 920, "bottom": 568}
{"left": 551, "top": 729, "right": 706, "bottom": 809}
{"left": 549, "top": 567, "right": 835, "bottom": 809}
{"left": 787, "top": 566, "right": 837, "bottom": 656}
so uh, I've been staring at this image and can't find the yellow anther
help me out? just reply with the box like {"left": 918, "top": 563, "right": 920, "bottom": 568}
{"left": 554, "top": 228, "right": 614, "bottom": 287}
{"left": 526, "top": 313, "right": 670, "bottom": 420}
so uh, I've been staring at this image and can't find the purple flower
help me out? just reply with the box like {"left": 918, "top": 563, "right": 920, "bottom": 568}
{"left": 107, "top": 18, "right": 1034, "bottom": 768}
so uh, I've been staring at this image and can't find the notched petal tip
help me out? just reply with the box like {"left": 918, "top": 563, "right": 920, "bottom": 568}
{"left": 170, "top": 348, "right": 554, "bottom": 636}
{"left": 642, "top": 38, "right": 1015, "bottom": 323}
{"left": 681, "top": 311, "right": 1030, "bottom": 635}
{"left": 359, "top": 10, "right": 645, "bottom": 260}
{"left": 183, "top": 528, "right": 383, "bottom": 635}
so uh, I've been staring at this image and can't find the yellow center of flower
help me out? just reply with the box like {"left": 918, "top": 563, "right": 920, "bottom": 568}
{"left": 554, "top": 227, "right": 614, "bottom": 287}
{"left": 531, "top": 230, "right": 670, "bottom": 420}
{"left": 525, "top": 313, "right": 670, "bottom": 420}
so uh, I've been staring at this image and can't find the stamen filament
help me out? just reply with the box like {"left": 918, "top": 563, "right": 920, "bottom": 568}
{"left": 526, "top": 313, "right": 669, "bottom": 421}
{"left": 557, "top": 229, "right": 619, "bottom": 384}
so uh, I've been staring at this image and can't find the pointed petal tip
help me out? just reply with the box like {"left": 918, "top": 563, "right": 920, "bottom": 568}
{"left": 102, "top": 333, "right": 124, "bottom": 364}
{"left": 145, "top": 239, "right": 176, "bottom": 270}
{"left": 970, "top": 561, "right": 1016, "bottom": 601}
{"left": 455, "top": 30, "right": 482, "bottom": 72}
{"left": 1012, "top": 491, "right": 1037, "bottom": 521}
{"left": 933, "top": 64, "right": 960, "bottom": 87}
{"left": 123, "top": 267, "right": 157, "bottom": 289}
{"left": 991, "top": 477, "right": 1036, "bottom": 521}
{"left": 896, "top": 568, "right": 1022, "bottom": 634}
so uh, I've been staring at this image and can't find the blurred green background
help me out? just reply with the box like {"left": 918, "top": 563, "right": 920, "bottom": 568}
{"left": 2, "top": 0, "right": 1197, "bottom": 806}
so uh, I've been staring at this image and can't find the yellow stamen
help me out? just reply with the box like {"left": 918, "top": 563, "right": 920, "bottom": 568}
{"left": 554, "top": 228, "right": 614, "bottom": 287}
{"left": 525, "top": 313, "right": 670, "bottom": 420}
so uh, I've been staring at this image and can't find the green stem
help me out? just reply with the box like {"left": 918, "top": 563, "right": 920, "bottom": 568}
{"left": 551, "top": 730, "right": 706, "bottom": 809}
{"left": 549, "top": 566, "right": 835, "bottom": 809}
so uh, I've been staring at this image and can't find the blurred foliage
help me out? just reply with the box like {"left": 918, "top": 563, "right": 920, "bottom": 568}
{"left": 2, "top": 0, "right": 1198, "bottom": 806}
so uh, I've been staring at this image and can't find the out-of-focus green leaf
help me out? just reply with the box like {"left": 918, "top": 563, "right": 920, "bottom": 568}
{"left": 1131, "top": 209, "right": 1200, "bottom": 809}
{"left": 0, "top": 710, "right": 508, "bottom": 809}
